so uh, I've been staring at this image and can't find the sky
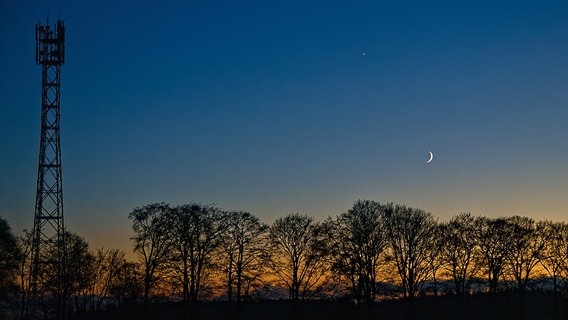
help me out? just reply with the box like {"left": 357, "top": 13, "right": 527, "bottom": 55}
{"left": 1, "top": 0, "right": 568, "bottom": 253}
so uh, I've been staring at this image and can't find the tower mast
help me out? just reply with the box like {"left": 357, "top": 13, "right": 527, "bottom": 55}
{"left": 27, "top": 19, "right": 67, "bottom": 320}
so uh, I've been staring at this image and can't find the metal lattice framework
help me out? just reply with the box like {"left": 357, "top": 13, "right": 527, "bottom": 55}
{"left": 27, "top": 19, "right": 67, "bottom": 320}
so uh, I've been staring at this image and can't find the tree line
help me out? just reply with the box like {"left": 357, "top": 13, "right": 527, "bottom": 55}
{"left": 2, "top": 200, "right": 568, "bottom": 317}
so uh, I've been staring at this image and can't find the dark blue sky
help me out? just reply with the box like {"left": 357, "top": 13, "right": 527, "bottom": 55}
{"left": 2, "top": 0, "right": 568, "bottom": 250}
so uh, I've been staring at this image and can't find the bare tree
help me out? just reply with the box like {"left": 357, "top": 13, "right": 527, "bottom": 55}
{"left": 129, "top": 202, "right": 172, "bottom": 306}
{"left": 503, "top": 216, "right": 545, "bottom": 293}
{"left": 18, "top": 230, "right": 33, "bottom": 320}
{"left": 21, "top": 230, "right": 90, "bottom": 319}
{"left": 540, "top": 221, "right": 568, "bottom": 293}
{"left": 61, "top": 232, "right": 93, "bottom": 313}
{"left": 384, "top": 204, "right": 437, "bottom": 299}
{"left": 0, "top": 217, "right": 22, "bottom": 318}
{"left": 439, "top": 212, "right": 481, "bottom": 296}
{"left": 267, "top": 213, "right": 330, "bottom": 301}
{"left": 558, "top": 228, "right": 568, "bottom": 295}
{"left": 0, "top": 216, "right": 20, "bottom": 286}
{"left": 221, "top": 211, "right": 268, "bottom": 302}
{"left": 34, "top": 230, "right": 93, "bottom": 314}
{"left": 330, "top": 200, "right": 386, "bottom": 303}
{"left": 426, "top": 223, "right": 444, "bottom": 297}
{"left": 167, "top": 203, "right": 226, "bottom": 303}
{"left": 476, "top": 217, "right": 510, "bottom": 293}
{"left": 87, "top": 248, "right": 126, "bottom": 311}
{"left": 109, "top": 261, "right": 143, "bottom": 306}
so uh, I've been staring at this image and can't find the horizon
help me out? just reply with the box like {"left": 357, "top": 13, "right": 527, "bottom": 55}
{"left": 1, "top": 0, "right": 568, "bottom": 253}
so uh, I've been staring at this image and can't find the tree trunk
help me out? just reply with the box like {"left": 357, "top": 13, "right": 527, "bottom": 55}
{"left": 183, "top": 261, "right": 189, "bottom": 304}
{"left": 190, "top": 263, "right": 197, "bottom": 303}
{"left": 236, "top": 262, "right": 242, "bottom": 303}
{"left": 144, "top": 270, "right": 151, "bottom": 306}
{"left": 227, "top": 254, "right": 233, "bottom": 302}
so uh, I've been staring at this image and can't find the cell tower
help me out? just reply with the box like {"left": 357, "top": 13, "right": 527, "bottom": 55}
{"left": 27, "top": 19, "right": 67, "bottom": 320}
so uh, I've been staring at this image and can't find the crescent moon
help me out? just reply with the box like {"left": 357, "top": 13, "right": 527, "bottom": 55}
{"left": 426, "top": 151, "right": 433, "bottom": 164}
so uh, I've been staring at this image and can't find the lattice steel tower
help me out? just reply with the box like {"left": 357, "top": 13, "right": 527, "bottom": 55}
{"left": 27, "top": 19, "right": 67, "bottom": 320}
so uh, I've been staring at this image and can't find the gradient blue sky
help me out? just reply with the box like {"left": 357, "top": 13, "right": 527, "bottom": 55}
{"left": 1, "top": 0, "right": 568, "bottom": 251}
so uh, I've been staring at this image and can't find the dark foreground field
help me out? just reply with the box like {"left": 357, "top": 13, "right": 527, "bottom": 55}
{"left": 70, "top": 292, "right": 568, "bottom": 320}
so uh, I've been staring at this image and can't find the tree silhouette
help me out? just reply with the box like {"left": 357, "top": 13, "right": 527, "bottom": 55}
{"left": 108, "top": 261, "right": 143, "bottom": 306}
{"left": 167, "top": 203, "right": 226, "bottom": 303}
{"left": 32, "top": 231, "right": 92, "bottom": 315}
{"left": 220, "top": 211, "right": 268, "bottom": 302}
{"left": 9, "top": 198, "right": 568, "bottom": 317}
{"left": 426, "top": 222, "right": 444, "bottom": 297}
{"left": 267, "top": 213, "right": 329, "bottom": 301}
{"left": 87, "top": 248, "right": 126, "bottom": 311}
{"left": 0, "top": 216, "right": 22, "bottom": 317}
{"left": 129, "top": 202, "right": 172, "bottom": 306}
{"left": 64, "top": 232, "right": 93, "bottom": 312}
{"left": 503, "top": 216, "right": 545, "bottom": 293}
{"left": 330, "top": 200, "right": 386, "bottom": 303}
{"left": 539, "top": 220, "right": 568, "bottom": 293}
{"left": 439, "top": 212, "right": 480, "bottom": 296}
{"left": 384, "top": 204, "right": 437, "bottom": 299}
{"left": 17, "top": 229, "right": 33, "bottom": 320}
{"left": 0, "top": 216, "right": 20, "bottom": 286}
{"left": 476, "top": 217, "right": 509, "bottom": 294}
